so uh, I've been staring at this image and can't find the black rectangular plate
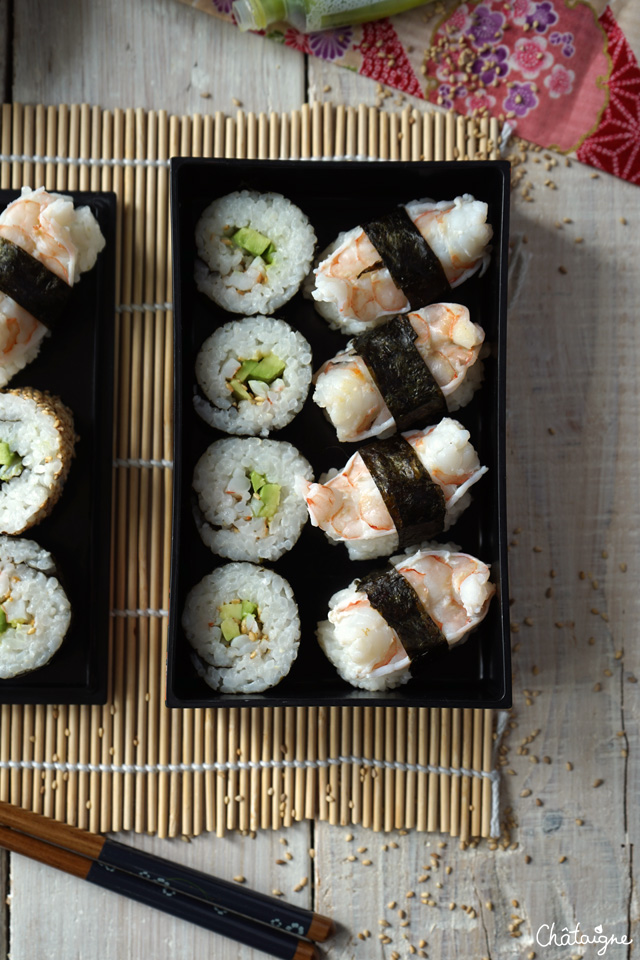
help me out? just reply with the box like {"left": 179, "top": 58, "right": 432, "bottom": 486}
{"left": 0, "top": 189, "right": 116, "bottom": 705}
{"left": 168, "top": 158, "right": 511, "bottom": 709}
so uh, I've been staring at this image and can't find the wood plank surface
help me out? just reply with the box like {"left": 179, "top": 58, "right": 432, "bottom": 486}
{"left": 4, "top": 3, "right": 640, "bottom": 960}
{"left": 12, "top": 0, "right": 306, "bottom": 115}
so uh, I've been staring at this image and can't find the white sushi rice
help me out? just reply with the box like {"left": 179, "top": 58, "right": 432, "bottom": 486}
{"left": 194, "top": 190, "right": 316, "bottom": 315}
{"left": 182, "top": 563, "right": 300, "bottom": 693}
{"left": 0, "top": 389, "right": 76, "bottom": 535}
{"left": 193, "top": 437, "right": 313, "bottom": 562}
{"left": 194, "top": 316, "right": 313, "bottom": 437}
{"left": 0, "top": 535, "right": 71, "bottom": 679}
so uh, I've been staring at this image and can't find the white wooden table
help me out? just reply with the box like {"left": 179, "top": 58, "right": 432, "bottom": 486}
{"left": 1, "top": 1, "right": 639, "bottom": 958}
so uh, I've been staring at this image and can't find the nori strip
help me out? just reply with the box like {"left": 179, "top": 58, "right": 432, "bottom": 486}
{"left": 362, "top": 207, "right": 451, "bottom": 309}
{"left": 358, "top": 567, "right": 447, "bottom": 660}
{"left": 359, "top": 435, "right": 446, "bottom": 547}
{"left": 354, "top": 315, "right": 446, "bottom": 431}
{"left": 0, "top": 236, "right": 70, "bottom": 329}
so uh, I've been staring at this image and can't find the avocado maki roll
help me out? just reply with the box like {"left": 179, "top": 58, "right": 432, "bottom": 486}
{"left": 0, "top": 535, "right": 71, "bottom": 679}
{"left": 182, "top": 563, "right": 300, "bottom": 693}
{"left": 317, "top": 543, "right": 495, "bottom": 691}
{"left": 0, "top": 387, "right": 76, "bottom": 535}
{"left": 194, "top": 190, "right": 316, "bottom": 315}
{"left": 193, "top": 437, "right": 313, "bottom": 562}
{"left": 194, "top": 315, "right": 312, "bottom": 437}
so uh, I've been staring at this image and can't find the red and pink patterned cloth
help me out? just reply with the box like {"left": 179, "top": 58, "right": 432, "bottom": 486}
{"left": 179, "top": 0, "right": 640, "bottom": 185}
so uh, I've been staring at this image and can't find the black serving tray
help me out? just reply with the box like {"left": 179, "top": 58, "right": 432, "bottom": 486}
{"left": 0, "top": 189, "right": 116, "bottom": 705}
{"left": 168, "top": 158, "right": 510, "bottom": 709}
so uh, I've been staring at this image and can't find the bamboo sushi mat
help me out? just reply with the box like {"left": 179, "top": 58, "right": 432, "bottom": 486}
{"left": 0, "top": 101, "right": 505, "bottom": 840}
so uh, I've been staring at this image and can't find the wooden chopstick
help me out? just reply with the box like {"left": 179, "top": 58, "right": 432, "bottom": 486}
{"left": 0, "top": 802, "right": 333, "bottom": 957}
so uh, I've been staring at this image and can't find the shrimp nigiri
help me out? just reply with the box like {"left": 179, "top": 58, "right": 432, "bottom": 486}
{"left": 295, "top": 418, "right": 487, "bottom": 561}
{"left": 317, "top": 543, "right": 496, "bottom": 690}
{"left": 313, "top": 303, "right": 485, "bottom": 443}
{"left": 310, "top": 195, "right": 492, "bottom": 335}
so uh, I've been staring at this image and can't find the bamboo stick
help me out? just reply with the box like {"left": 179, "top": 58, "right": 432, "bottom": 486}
{"left": 439, "top": 708, "right": 451, "bottom": 835}
{"left": 427, "top": 708, "right": 440, "bottom": 832}
{"left": 294, "top": 708, "right": 306, "bottom": 822}
{"left": 249, "top": 708, "right": 261, "bottom": 833}
{"left": 282, "top": 708, "right": 295, "bottom": 828}
{"left": 204, "top": 709, "right": 215, "bottom": 835}
{"left": 239, "top": 708, "right": 251, "bottom": 832}
{"left": 328, "top": 707, "right": 340, "bottom": 827}
{"left": 459, "top": 709, "right": 473, "bottom": 843}
{"left": 362, "top": 708, "right": 373, "bottom": 830}
{"left": 226, "top": 707, "right": 239, "bottom": 831}
{"left": 260, "top": 708, "right": 273, "bottom": 830}
{"left": 481, "top": 710, "right": 494, "bottom": 838}
{"left": 416, "top": 708, "right": 428, "bottom": 832}
{"left": 449, "top": 708, "right": 462, "bottom": 837}
{"left": 404, "top": 707, "right": 417, "bottom": 830}
{"left": 383, "top": 707, "right": 394, "bottom": 833}
{"left": 317, "top": 708, "right": 328, "bottom": 823}
{"left": 339, "top": 707, "right": 351, "bottom": 827}
{"left": 304, "top": 708, "right": 318, "bottom": 823}
{"left": 271, "top": 708, "right": 283, "bottom": 830}
{"left": 216, "top": 708, "right": 228, "bottom": 838}
{"left": 471, "top": 708, "right": 483, "bottom": 838}
{"left": 394, "top": 708, "right": 406, "bottom": 831}
{"left": 350, "top": 707, "right": 362, "bottom": 826}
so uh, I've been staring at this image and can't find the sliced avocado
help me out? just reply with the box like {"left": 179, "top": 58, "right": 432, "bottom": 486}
{"left": 250, "top": 353, "right": 285, "bottom": 384}
{"left": 0, "top": 609, "right": 7, "bottom": 634}
{"left": 219, "top": 601, "right": 243, "bottom": 620}
{"left": 263, "top": 243, "right": 276, "bottom": 265}
{"left": 249, "top": 470, "right": 267, "bottom": 493}
{"left": 221, "top": 618, "right": 242, "bottom": 643}
{"left": 231, "top": 226, "right": 272, "bottom": 259}
{"left": 235, "top": 359, "right": 260, "bottom": 383}
{"left": 241, "top": 600, "right": 258, "bottom": 616}
{"left": 0, "top": 441, "right": 22, "bottom": 481}
{"left": 256, "top": 483, "right": 280, "bottom": 518}
{"left": 229, "top": 378, "right": 252, "bottom": 402}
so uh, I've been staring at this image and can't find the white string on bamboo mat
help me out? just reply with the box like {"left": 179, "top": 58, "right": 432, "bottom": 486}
{"left": 116, "top": 302, "right": 172, "bottom": 314}
{"left": 111, "top": 608, "right": 168, "bottom": 618}
{"left": 0, "top": 153, "right": 170, "bottom": 169}
{"left": 113, "top": 458, "right": 173, "bottom": 469}
{"left": 0, "top": 754, "right": 501, "bottom": 835}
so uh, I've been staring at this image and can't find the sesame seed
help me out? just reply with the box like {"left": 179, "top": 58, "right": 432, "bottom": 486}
{"left": 525, "top": 854, "right": 532, "bottom": 864}
{"left": 486, "top": 900, "right": 494, "bottom": 910}
{"left": 357, "top": 846, "right": 367, "bottom": 853}
{"left": 566, "top": 762, "right": 573, "bottom": 771}
{"left": 388, "top": 901, "right": 397, "bottom": 909}
{"left": 559, "top": 855, "right": 567, "bottom": 863}
{"left": 345, "top": 833, "right": 353, "bottom": 841}
{"left": 520, "top": 788, "right": 531, "bottom": 797}
{"left": 233, "top": 875, "right": 246, "bottom": 883}
{"left": 362, "top": 859, "right": 372, "bottom": 866}
{"left": 593, "top": 779, "right": 604, "bottom": 787}
{"left": 558, "top": 266, "right": 567, "bottom": 274}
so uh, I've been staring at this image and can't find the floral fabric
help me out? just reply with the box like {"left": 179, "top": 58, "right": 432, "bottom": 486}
{"left": 179, "top": 0, "right": 640, "bottom": 184}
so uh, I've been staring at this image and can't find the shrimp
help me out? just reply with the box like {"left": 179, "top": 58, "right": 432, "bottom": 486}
{"left": 311, "top": 196, "right": 492, "bottom": 334}
{"left": 312, "top": 304, "right": 484, "bottom": 443}
{"left": 312, "top": 226, "right": 410, "bottom": 330}
{"left": 317, "top": 545, "right": 494, "bottom": 690}
{"left": 313, "top": 350, "right": 394, "bottom": 442}
{"left": 408, "top": 303, "right": 484, "bottom": 395}
{"left": 296, "top": 452, "right": 395, "bottom": 542}
{"left": 0, "top": 189, "right": 78, "bottom": 284}
{"left": 395, "top": 546, "right": 495, "bottom": 645}
{"left": 297, "top": 419, "right": 486, "bottom": 558}
{"left": 0, "top": 295, "right": 48, "bottom": 387}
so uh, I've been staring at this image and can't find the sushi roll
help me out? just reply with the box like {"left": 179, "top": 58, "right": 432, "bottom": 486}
{"left": 313, "top": 304, "right": 485, "bottom": 443}
{"left": 194, "top": 190, "right": 316, "bottom": 315}
{"left": 193, "top": 437, "right": 313, "bottom": 562}
{"left": 0, "top": 388, "right": 76, "bottom": 535}
{"left": 317, "top": 542, "right": 495, "bottom": 691}
{"left": 194, "top": 315, "right": 313, "bottom": 437}
{"left": 296, "top": 418, "right": 487, "bottom": 560}
{"left": 0, "top": 535, "right": 71, "bottom": 679}
{"left": 0, "top": 186, "right": 106, "bottom": 386}
{"left": 182, "top": 563, "right": 300, "bottom": 693}
{"left": 310, "top": 194, "right": 492, "bottom": 334}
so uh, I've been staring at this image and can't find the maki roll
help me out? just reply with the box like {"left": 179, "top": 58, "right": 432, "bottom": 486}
{"left": 310, "top": 194, "right": 492, "bottom": 334}
{"left": 182, "top": 563, "right": 300, "bottom": 693}
{"left": 0, "top": 535, "right": 71, "bottom": 679}
{"left": 195, "top": 190, "right": 316, "bottom": 315}
{"left": 0, "top": 187, "right": 106, "bottom": 386}
{"left": 192, "top": 437, "right": 313, "bottom": 562}
{"left": 317, "top": 543, "right": 495, "bottom": 690}
{"left": 296, "top": 418, "right": 486, "bottom": 560}
{"left": 0, "top": 388, "right": 76, "bottom": 535}
{"left": 313, "top": 303, "right": 485, "bottom": 443}
{"left": 194, "top": 315, "right": 313, "bottom": 437}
